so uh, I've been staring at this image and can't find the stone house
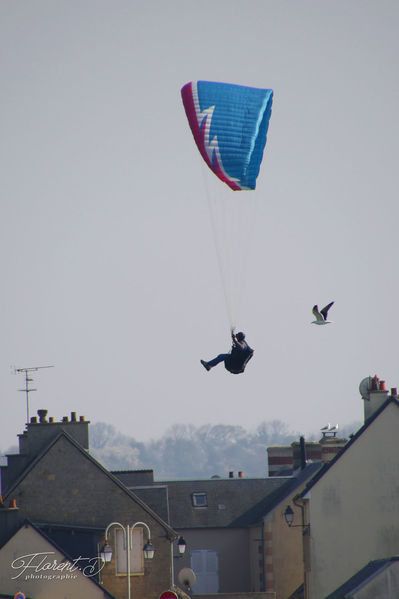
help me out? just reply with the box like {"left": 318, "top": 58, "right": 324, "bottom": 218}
{"left": 0, "top": 409, "right": 177, "bottom": 599}
{"left": 114, "top": 469, "right": 287, "bottom": 596}
{"left": 115, "top": 462, "right": 322, "bottom": 599}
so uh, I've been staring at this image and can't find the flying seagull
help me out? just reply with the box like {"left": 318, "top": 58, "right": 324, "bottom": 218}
{"left": 312, "top": 302, "right": 334, "bottom": 325}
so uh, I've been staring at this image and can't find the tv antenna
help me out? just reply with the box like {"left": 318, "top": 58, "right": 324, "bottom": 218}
{"left": 14, "top": 365, "right": 54, "bottom": 424}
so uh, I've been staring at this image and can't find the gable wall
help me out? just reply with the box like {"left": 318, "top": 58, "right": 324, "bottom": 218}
{"left": 6, "top": 437, "right": 151, "bottom": 526}
{"left": 5, "top": 436, "right": 172, "bottom": 599}
{"left": 308, "top": 402, "right": 399, "bottom": 599}
{"left": 0, "top": 525, "right": 108, "bottom": 599}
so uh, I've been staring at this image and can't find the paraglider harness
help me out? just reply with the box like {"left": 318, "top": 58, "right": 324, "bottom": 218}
{"left": 224, "top": 335, "right": 254, "bottom": 375}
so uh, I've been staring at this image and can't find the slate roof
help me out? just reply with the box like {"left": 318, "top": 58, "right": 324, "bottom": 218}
{"left": 230, "top": 461, "right": 323, "bottom": 527}
{"left": 0, "top": 520, "right": 117, "bottom": 599}
{"left": 111, "top": 469, "right": 154, "bottom": 485}
{"left": 127, "top": 464, "right": 322, "bottom": 530}
{"left": 2, "top": 431, "right": 177, "bottom": 538}
{"left": 324, "top": 557, "right": 399, "bottom": 599}
{"left": 128, "top": 485, "right": 170, "bottom": 524}
{"left": 300, "top": 396, "right": 399, "bottom": 499}
{"left": 36, "top": 521, "right": 104, "bottom": 561}
{"left": 155, "top": 476, "right": 290, "bottom": 529}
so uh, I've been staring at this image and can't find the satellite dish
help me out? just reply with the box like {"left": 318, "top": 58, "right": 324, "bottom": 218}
{"left": 178, "top": 567, "right": 196, "bottom": 591}
{"left": 359, "top": 377, "right": 372, "bottom": 400}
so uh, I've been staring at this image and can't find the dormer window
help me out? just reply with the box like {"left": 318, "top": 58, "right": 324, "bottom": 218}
{"left": 192, "top": 492, "right": 208, "bottom": 508}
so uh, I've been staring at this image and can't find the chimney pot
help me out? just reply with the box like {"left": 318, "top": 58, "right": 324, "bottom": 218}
{"left": 229, "top": 471, "right": 234, "bottom": 478}
{"left": 49, "top": 417, "right": 54, "bottom": 423}
{"left": 30, "top": 416, "right": 37, "bottom": 423}
{"left": 79, "top": 415, "right": 85, "bottom": 422}
{"left": 37, "top": 409, "right": 48, "bottom": 423}
{"left": 9, "top": 499, "right": 17, "bottom": 509}
{"left": 71, "top": 412, "right": 77, "bottom": 422}
{"left": 371, "top": 375, "right": 379, "bottom": 390}
{"left": 62, "top": 416, "right": 68, "bottom": 423}
{"left": 391, "top": 388, "right": 397, "bottom": 397}
{"left": 364, "top": 375, "right": 390, "bottom": 422}
{"left": 238, "top": 471, "right": 243, "bottom": 478}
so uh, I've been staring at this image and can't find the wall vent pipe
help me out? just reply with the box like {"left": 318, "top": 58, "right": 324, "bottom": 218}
{"left": 300, "top": 436, "right": 307, "bottom": 470}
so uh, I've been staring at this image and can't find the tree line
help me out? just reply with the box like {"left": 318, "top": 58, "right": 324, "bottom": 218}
{"left": 0, "top": 420, "right": 360, "bottom": 479}
{"left": 88, "top": 420, "right": 360, "bottom": 479}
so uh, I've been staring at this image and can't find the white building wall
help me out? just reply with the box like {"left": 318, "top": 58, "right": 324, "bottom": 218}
{"left": 353, "top": 562, "right": 399, "bottom": 599}
{"left": 0, "top": 525, "right": 108, "bottom": 599}
{"left": 308, "top": 401, "right": 399, "bottom": 599}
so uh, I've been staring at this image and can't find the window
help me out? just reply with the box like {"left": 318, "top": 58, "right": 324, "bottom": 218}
{"left": 192, "top": 492, "right": 208, "bottom": 507}
{"left": 115, "top": 527, "right": 144, "bottom": 575}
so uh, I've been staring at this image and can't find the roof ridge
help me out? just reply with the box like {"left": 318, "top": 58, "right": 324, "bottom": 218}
{"left": 3, "top": 430, "right": 176, "bottom": 537}
{"left": 300, "top": 396, "right": 399, "bottom": 497}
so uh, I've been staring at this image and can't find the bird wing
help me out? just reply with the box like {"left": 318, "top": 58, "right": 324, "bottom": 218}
{"left": 321, "top": 301, "right": 334, "bottom": 320}
{"left": 312, "top": 305, "right": 323, "bottom": 321}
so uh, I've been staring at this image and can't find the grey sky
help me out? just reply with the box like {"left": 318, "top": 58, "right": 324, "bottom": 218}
{"left": 1, "top": 1, "right": 398, "bottom": 451}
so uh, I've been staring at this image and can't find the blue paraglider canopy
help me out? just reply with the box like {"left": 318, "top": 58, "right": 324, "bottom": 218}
{"left": 181, "top": 80, "right": 273, "bottom": 190}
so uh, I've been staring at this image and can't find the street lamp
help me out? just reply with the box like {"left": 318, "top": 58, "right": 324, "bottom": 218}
{"left": 284, "top": 505, "right": 295, "bottom": 527}
{"left": 101, "top": 521, "right": 154, "bottom": 599}
{"left": 174, "top": 536, "right": 186, "bottom": 558}
{"left": 143, "top": 540, "right": 155, "bottom": 559}
{"left": 284, "top": 505, "right": 310, "bottom": 532}
{"left": 100, "top": 543, "right": 113, "bottom": 563}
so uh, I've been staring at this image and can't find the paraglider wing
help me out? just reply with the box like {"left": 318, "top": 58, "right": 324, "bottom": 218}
{"left": 181, "top": 81, "right": 273, "bottom": 191}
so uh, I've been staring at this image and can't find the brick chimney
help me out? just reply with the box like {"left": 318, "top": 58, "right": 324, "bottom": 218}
{"left": 267, "top": 446, "right": 293, "bottom": 476}
{"left": 1, "top": 409, "right": 90, "bottom": 496}
{"left": 362, "top": 375, "right": 389, "bottom": 422}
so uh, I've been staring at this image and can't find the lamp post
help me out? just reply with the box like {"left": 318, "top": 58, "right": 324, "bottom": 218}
{"left": 171, "top": 535, "right": 187, "bottom": 587}
{"left": 101, "top": 521, "right": 154, "bottom": 599}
